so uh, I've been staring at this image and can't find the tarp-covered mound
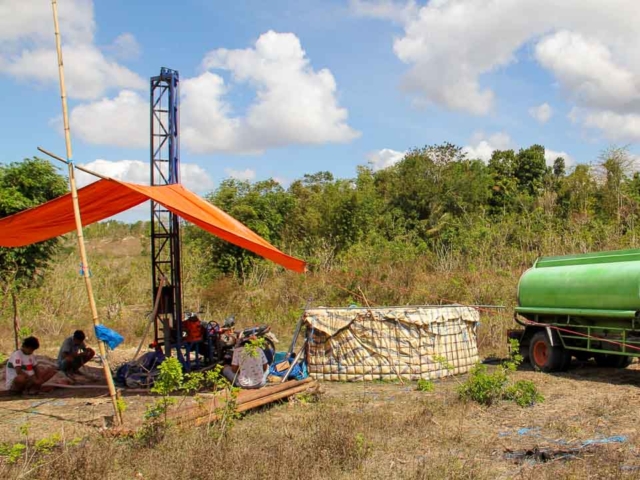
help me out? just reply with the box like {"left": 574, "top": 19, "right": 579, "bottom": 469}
{"left": 304, "top": 305, "right": 479, "bottom": 381}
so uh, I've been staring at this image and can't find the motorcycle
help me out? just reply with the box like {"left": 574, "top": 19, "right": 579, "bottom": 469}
{"left": 186, "top": 313, "right": 277, "bottom": 366}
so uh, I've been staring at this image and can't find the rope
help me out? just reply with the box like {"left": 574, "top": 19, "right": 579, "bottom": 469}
{"left": 519, "top": 317, "right": 640, "bottom": 352}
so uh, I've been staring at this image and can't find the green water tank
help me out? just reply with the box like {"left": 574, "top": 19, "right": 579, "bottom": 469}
{"left": 516, "top": 249, "right": 640, "bottom": 319}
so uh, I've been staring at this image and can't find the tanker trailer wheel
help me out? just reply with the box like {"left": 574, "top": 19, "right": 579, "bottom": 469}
{"left": 594, "top": 353, "right": 632, "bottom": 369}
{"left": 528, "top": 331, "right": 567, "bottom": 372}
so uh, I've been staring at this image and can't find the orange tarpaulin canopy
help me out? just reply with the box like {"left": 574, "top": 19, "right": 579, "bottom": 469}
{"left": 0, "top": 178, "right": 306, "bottom": 273}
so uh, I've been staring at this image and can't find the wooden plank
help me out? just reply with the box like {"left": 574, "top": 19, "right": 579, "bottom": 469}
{"left": 174, "top": 378, "right": 313, "bottom": 421}
{"left": 192, "top": 381, "right": 317, "bottom": 427}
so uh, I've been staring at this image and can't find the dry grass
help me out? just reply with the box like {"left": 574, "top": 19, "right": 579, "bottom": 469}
{"left": 2, "top": 236, "right": 639, "bottom": 478}
{"left": 2, "top": 364, "right": 639, "bottom": 479}
{"left": 0, "top": 235, "right": 518, "bottom": 358}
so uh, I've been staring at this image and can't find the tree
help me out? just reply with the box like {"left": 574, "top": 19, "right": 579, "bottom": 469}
{"left": 553, "top": 157, "right": 566, "bottom": 178}
{"left": 514, "top": 145, "right": 547, "bottom": 195}
{"left": 0, "top": 158, "right": 68, "bottom": 348}
{"left": 186, "top": 178, "right": 294, "bottom": 278}
{"left": 595, "top": 146, "right": 635, "bottom": 226}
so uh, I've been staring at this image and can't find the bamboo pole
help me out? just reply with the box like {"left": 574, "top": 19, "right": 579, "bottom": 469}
{"left": 50, "top": 0, "right": 122, "bottom": 425}
{"left": 37, "top": 147, "right": 110, "bottom": 180}
{"left": 133, "top": 276, "right": 165, "bottom": 360}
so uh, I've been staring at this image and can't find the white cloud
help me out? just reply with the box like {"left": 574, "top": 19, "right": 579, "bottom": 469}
{"left": 358, "top": 0, "right": 640, "bottom": 136}
{"left": 0, "top": 0, "right": 144, "bottom": 99}
{"left": 189, "top": 30, "right": 359, "bottom": 154}
{"left": 108, "top": 33, "right": 141, "bottom": 61}
{"left": 70, "top": 90, "right": 147, "bottom": 147}
{"left": 529, "top": 103, "right": 553, "bottom": 124}
{"left": 76, "top": 159, "right": 215, "bottom": 193}
{"left": 224, "top": 168, "right": 256, "bottom": 181}
{"left": 544, "top": 149, "right": 574, "bottom": 167}
{"left": 582, "top": 110, "right": 640, "bottom": 142}
{"left": 0, "top": 0, "right": 94, "bottom": 45}
{"left": 349, "top": 0, "right": 418, "bottom": 23}
{"left": 367, "top": 148, "right": 406, "bottom": 170}
{"left": 535, "top": 31, "right": 640, "bottom": 112}
{"left": 462, "top": 132, "right": 512, "bottom": 162}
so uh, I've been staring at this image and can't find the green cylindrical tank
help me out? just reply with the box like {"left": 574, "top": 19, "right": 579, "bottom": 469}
{"left": 517, "top": 249, "right": 640, "bottom": 316}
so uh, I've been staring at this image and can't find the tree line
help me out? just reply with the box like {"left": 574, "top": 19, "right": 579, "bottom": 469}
{"left": 184, "top": 143, "right": 640, "bottom": 277}
{"left": 3, "top": 144, "right": 640, "bottom": 286}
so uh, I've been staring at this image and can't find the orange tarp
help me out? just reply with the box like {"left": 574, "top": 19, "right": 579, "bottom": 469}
{"left": 0, "top": 179, "right": 306, "bottom": 273}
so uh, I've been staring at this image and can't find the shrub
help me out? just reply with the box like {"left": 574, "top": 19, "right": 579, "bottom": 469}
{"left": 417, "top": 379, "right": 435, "bottom": 392}
{"left": 503, "top": 380, "right": 544, "bottom": 407}
{"left": 458, "top": 340, "right": 543, "bottom": 407}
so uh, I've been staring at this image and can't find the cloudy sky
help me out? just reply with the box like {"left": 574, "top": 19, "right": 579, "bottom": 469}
{"left": 3, "top": 0, "right": 640, "bottom": 204}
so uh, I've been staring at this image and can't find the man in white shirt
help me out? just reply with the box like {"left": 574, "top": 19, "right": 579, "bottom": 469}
{"left": 5, "top": 337, "right": 56, "bottom": 394}
{"left": 222, "top": 337, "right": 269, "bottom": 389}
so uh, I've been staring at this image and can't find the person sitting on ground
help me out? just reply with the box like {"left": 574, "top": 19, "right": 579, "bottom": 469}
{"left": 222, "top": 336, "right": 269, "bottom": 389}
{"left": 5, "top": 336, "right": 56, "bottom": 394}
{"left": 57, "top": 330, "right": 95, "bottom": 378}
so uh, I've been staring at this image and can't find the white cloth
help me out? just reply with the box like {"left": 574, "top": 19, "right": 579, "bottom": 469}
{"left": 5, "top": 350, "right": 37, "bottom": 389}
{"left": 231, "top": 347, "right": 268, "bottom": 388}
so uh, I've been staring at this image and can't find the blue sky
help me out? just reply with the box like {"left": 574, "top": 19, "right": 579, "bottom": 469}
{"left": 2, "top": 0, "right": 640, "bottom": 205}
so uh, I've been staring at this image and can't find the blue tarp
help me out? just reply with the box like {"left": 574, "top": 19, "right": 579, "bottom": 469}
{"left": 269, "top": 351, "right": 309, "bottom": 381}
{"left": 94, "top": 324, "right": 124, "bottom": 350}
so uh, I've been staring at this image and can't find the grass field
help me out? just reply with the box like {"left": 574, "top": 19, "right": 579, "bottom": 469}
{"left": 1, "top": 236, "right": 639, "bottom": 479}
{"left": 1, "top": 360, "right": 639, "bottom": 479}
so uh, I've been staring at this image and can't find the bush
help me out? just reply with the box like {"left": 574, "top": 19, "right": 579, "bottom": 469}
{"left": 503, "top": 380, "right": 544, "bottom": 407}
{"left": 458, "top": 340, "right": 543, "bottom": 407}
{"left": 417, "top": 379, "right": 435, "bottom": 392}
{"left": 457, "top": 364, "right": 507, "bottom": 406}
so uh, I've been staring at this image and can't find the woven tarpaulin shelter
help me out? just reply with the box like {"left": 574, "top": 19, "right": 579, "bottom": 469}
{"left": 0, "top": 178, "right": 305, "bottom": 273}
{"left": 304, "top": 305, "right": 479, "bottom": 381}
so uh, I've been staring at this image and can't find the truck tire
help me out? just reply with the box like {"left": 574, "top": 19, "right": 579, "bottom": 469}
{"left": 594, "top": 354, "right": 632, "bottom": 369}
{"left": 528, "top": 331, "right": 566, "bottom": 372}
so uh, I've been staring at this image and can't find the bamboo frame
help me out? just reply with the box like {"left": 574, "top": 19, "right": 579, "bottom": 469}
{"left": 50, "top": 0, "right": 121, "bottom": 425}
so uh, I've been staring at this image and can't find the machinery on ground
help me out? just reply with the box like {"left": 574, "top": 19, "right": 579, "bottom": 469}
{"left": 148, "top": 68, "right": 275, "bottom": 370}
{"left": 510, "top": 248, "right": 640, "bottom": 372}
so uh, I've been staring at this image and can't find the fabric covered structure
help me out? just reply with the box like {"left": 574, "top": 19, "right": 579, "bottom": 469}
{"left": 304, "top": 305, "right": 479, "bottom": 381}
{"left": 0, "top": 178, "right": 305, "bottom": 273}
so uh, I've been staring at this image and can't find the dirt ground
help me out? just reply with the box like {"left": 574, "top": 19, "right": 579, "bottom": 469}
{"left": 1, "top": 357, "right": 640, "bottom": 479}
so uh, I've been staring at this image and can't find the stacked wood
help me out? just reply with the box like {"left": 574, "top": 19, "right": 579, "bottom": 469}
{"left": 175, "top": 378, "right": 315, "bottom": 426}
{"left": 104, "top": 378, "right": 316, "bottom": 435}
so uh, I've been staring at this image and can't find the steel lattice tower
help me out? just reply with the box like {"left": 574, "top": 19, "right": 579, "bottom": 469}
{"left": 150, "top": 67, "right": 183, "bottom": 357}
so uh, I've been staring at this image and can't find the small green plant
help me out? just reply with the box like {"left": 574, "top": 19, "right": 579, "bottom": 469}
{"left": 504, "top": 380, "right": 544, "bottom": 407}
{"left": 242, "top": 337, "right": 266, "bottom": 358}
{"left": 416, "top": 379, "right": 435, "bottom": 392}
{"left": 34, "top": 433, "right": 61, "bottom": 454}
{"left": 139, "top": 357, "right": 183, "bottom": 445}
{"left": 0, "top": 442, "right": 26, "bottom": 464}
{"left": 18, "top": 326, "right": 33, "bottom": 340}
{"left": 458, "top": 340, "right": 543, "bottom": 407}
{"left": 457, "top": 364, "right": 507, "bottom": 406}
{"left": 116, "top": 398, "right": 127, "bottom": 415}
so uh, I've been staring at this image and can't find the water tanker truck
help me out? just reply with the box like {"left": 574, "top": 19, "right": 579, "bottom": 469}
{"left": 510, "top": 248, "right": 640, "bottom": 371}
